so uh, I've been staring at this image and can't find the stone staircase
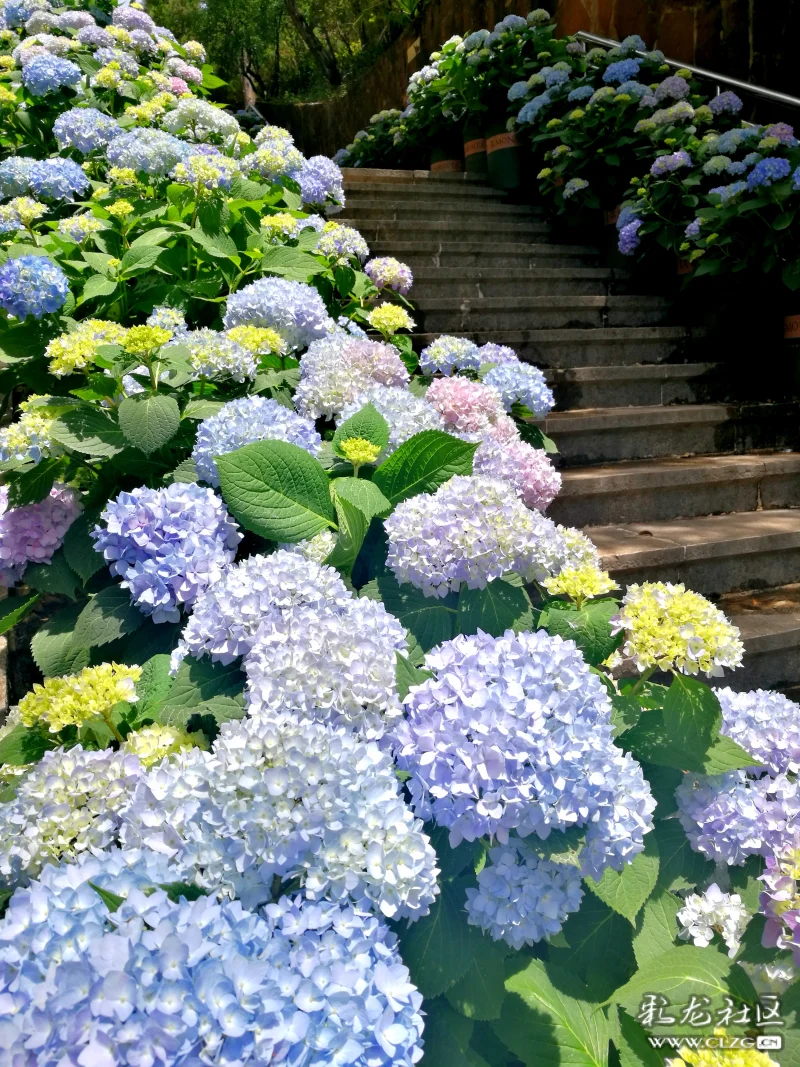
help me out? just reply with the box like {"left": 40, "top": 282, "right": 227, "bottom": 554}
{"left": 340, "top": 168, "right": 800, "bottom": 691}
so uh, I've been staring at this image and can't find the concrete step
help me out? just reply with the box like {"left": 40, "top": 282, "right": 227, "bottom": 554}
{"left": 370, "top": 241, "right": 600, "bottom": 270}
{"left": 545, "top": 362, "right": 721, "bottom": 411}
{"left": 549, "top": 451, "right": 800, "bottom": 527}
{"left": 588, "top": 510, "right": 800, "bottom": 598}
{"left": 342, "top": 168, "right": 510, "bottom": 198}
{"left": 340, "top": 198, "right": 540, "bottom": 221}
{"left": 350, "top": 220, "right": 550, "bottom": 244}
{"left": 539, "top": 402, "right": 800, "bottom": 466}
{"left": 412, "top": 326, "right": 703, "bottom": 368}
{"left": 410, "top": 267, "right": 629, "bottom": 298}
{"left": 721, "top": 586, "right": 800, "bottom": 692}
{"left": 414, "top": 295, "right": 673, "bottom": 332}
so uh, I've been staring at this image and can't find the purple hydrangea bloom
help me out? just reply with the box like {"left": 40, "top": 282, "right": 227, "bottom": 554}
{"left": 710, "top": 91, "right": 744, "bottom": 115}
{"left": 715, "top": 687, "right": 800, "bottom": 776}
{"left": 28, "top": 158, "right": 90, "bottom": 200}
{"left": 94, "top": 46, "right": 140, "bottom": 77}
{"left": 655, "top": 75, "right": 690, "bottom": 101}
{"left": 747, "top": 156, "right": 792, "bottom": 189}
{"left": 482, "top": 361, "right": 554, "bottom": 417}
{"left": 76, "top": 24, "right": 114, "bottom": 47}
{"left": 192, "top": 396, "right": 322, "bottom": 487}
{"left": 393, "top": 629, "right": 656, "bottom": 877}
{"left": 479, "top": 342, "right": 519, "bottom": 365}
{"left": 0, "top": 255, "right": 69, "bottom": 319}
{"left": 650, "top": 150, "right": 692, "bottom": 176}
{"left": 106, "top": 129, "right": 189, "bottom": 176}
{"left": 545, "top": 68, "right": 570, "bottom": 89}
{"left": 298, "top": 155, "right": 345, "bottom": 208}
{"left": 92, "top": 483, "right": 242, "bottom": 624}
{"left": 618, "top": 217, "right": 643, "bottom": 255}
{"left": 21, "top": 53, "right": 80, "bottom": 95}
{"left": 472, "top": 435, "right": 561, "bottom": 512}
{"left": 53, "top": 107, "right": 122, "bottom": 153}
{"left": 58, "top": 9, "right": 96, "bottom": 30}
{"left": 112, "top": 5, "right": 156, "bottom": 32}
{"left": 603, "top": 58, "right": 642, "bottom": 84}
{"left": 617, "top": 80, "right": 650, "bottom": 100}
{"left": 364, "top": 257, "right": 413, "bottom": 295}
{"left": 0, "top": 484, "right": 80, "bottom": 585}
{"left": 764, "top": 122, "right": 797, "bottom": 145}
{"left": 619, "top": 34, "right": 647, "bottom": 53}
{"left": 0, "top": 157, "right": 35, "bottom": 198}
{"left": 223, "top": 277, "right": 333, "bottom": 350}
{"left": 685, "top": 218, "right": 701, "bottom": 238}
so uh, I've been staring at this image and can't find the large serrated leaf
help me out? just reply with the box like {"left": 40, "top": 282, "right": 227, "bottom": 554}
{"left": 62, "top": 511, "right": 105, "bottom": 582}
{"left": 260, "top": 245, "right": 325, "bottom": 280}
{"left": 632, "top": 886, "right": 682, "bottom": 967}
{"left": 6, "top": 457, "right": 60, "bottom": 508}
{"left": 397, "top": 880, "right": 484, "bottom": 998}
{"left": 372, "top": 430, "right": 477, "bottom": 505}
{"left": 654, "top": 819, "right": 715, "bottom": 892}
{"left": 216, "top": 440, "right": 335, "bottom": 542}
{"left": 457, "top": 579, "right": 533, "bottom": 638}
{"left": 133, "top": 654, "right": 174, "bottom": 717}
{"left": 325, "top": 491, "right": 369, "bottom": 572}
{"left": 31, "top": 602, "right": 90, "bottom": 677}
{"left": 446, "top": 936, "right": 509, "bottom": 1022}
{"left": 50, "top": 407, "right": 126, "bottom": 457}
{"left": 661, "top": 676, "right": 721, "bottom": 764}
{"left": 612, "top": 945, "right": 738, "bottom": 1018}
{"left": 24, "top": 549, "right": 83, "bottom": 600}
{"left": 333, "top": 402, "right": 390, "bottom": 453}
{"left": 118, "top": 394, "right": 180, "bottom": 455}
{"left": 163, "top": 657, "right": 245, "bottom": 710}
{"left": 395, "top": 652, "right": 434, "bottom": 701}
{"left": 499, "top": 958, "right": 609, "bottom": 1067}
{"left": 538, "top": 599, "right": 622, "bottom": 667}
{"left": 585, "top": 833, "right": 659, "bottom": 924}
{"left": 0, "top": 592, "right": 41, "bottom": 636}
{"left": 73, "top": 585, "right": 144, "bottom": 650}
{"left": 0, "top": 723, "right": 54, "bottom": 767}
{"left": 364, "top": 571, "right": 455, "bottom": 656}
{"left": 551, "top": 892, "right": 637, "bottom": 1001}
{"left": 622, "top": 708, "right": 759, "bottom": 773}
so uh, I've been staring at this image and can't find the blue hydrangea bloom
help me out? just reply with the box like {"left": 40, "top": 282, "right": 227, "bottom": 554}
{"left": 655, "top": 75, "right": 690, "bottom": 101}
{"left": 223, "top": 277, "right": 333, "bottom": 350}
{"left": 192, "top": 396, "right": 322, "bottom": 486}
{"left": 106, "top": 129, "right": 190, "bottom": 176}
{"left": 479, "top": 342, "right": 518, "bottom": 365}
{"left": 0, "top": 157, "right": 34, "bottom": 198}
{"left": 743, "top": 151, "right": 762, "bottom": 166}
{"left": 298, "top": 155, "right": 345, "bottom": 207}
{"left": 747, "top": 156, "right": 791, "bottom": 189}
{"left": 92, "top": 483, "right": 242, "bottom": 624}
{"left": 710, "top": 91, "right": 743, "bottom": 115}
{"left": 28, "top": 158, "right": 90, "bottom": 201}
{"left": 650, "top": 150, "right": 692, "bottom": 176}
{"left": 616, "top": 203, "right": 639, "bottom": 231}
{"left": 0, "top": 255, "right": 69, "bottom": 319}
{"left": 617, "top": 80, "right": 650, "bottom": 99}
{"left": 709, "top": 180, "right": 747, "bottom": 203}
{"left": 21, "top": 53, "right": 80, "bottom": 95}
{"left": 419, "top": 334, "right": 481, "bottom": 375}
{"left": 94, "top": 45, "right": 140, "bottom": 77}
{"left": 1, "top": 0, "right": 34, "bottom": 27}
{"left": 393, "top": 629, "right": 656, "bottom": 878}
{"left": 685, "top": 218, "right": 702, "bottom": 238}
{"left": 714, "top": 127, "right": 757, "bottom": 154}
{"left": 568, "top": 85, "right": 594, "bottom": 102}
{"left": 728, "top": 161, "right": 747, "bottom": 175}
{"left": 618, "top": 217, "right": 642, "bottom": 255}
{"left": 715, "top": 687, "right": 800, "bottom": 776}
{"left": 545, "top": 68, "right": 569, "bottom": 88}
{"left": 794, "top": 167, "right": 800, "bottom": 192}
{"left": 53, "top": 106, "right": 121, "bottom": 152}
{"left": 507, "top": 80, "right": 530, "bottom": 102}
{"left": 603, "top": 58, "right": 641, "bottom": 83}
{"left": 483, "top": 361, "right": 554, "bottom": 417}
{"left": 517, "top": 92, "right": 552, "bottom": 124}
{"left": 76, "top": 23, "right": 114, "bottom": 47}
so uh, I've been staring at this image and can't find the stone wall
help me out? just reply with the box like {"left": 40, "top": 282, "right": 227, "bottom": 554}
{"left": 263, "top": 0, "right": 797, "bottom": 158}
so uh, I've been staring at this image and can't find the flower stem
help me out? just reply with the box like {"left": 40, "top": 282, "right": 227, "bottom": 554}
{"left": 101, "top": 710, "right": 125, "bottom": 746}
{"left": 627, "top": 665, "right": 656, "bottom": 697}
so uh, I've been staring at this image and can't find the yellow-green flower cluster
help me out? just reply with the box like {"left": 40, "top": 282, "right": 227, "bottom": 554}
{"left": 225, "top": 324, "right": 286, "bottom": 356}
{"left": 122, "top": 724, "right": 202, "bottom": 766}
{"left": 260, "top": 212, "right": 301, "bottom": 241}
{"left": 0, "top": 86, "right": 16, "bottom": 106}
{"left": 107, "top": 199, "right": 134, "bottom": 219}
{"left": 45, "top": 320, "right": 128, "bottom": 377}
{"left": 125, "top": 91, "right": 176, "bottom": 124}
{"left": 123, "top": 324, "right": 171, "bottom": 354}
{"left": 92, "top": 62, "right": 123, "bottom": 90}
{"left": 367, "top": 303, "right": 415, "bottom": 338}
{"left": 339, "top": 437, "right": 382, "bottom": 466}
{"left": 606, "top": 581, "right": 744, "bottom": 677}
{"left": 667, "top": 1036, "right": 778, "bottom": 1067}
{"left": 544, "top": 563, "right": 618, "bottom": 606}
{"left": 0, "top": 56, "right": 15, "bottom": 70}
{"left": 19, "top": 663, "right": 142, "bottom": 733}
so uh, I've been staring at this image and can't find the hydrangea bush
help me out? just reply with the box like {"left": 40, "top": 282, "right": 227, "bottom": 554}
{"left": 0, "top": 1, "right": 799, "bottom": 1064}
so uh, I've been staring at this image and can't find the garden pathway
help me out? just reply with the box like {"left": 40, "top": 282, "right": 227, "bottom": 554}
{"left": 339, "top": 167, "right": 800, "bottom": 691}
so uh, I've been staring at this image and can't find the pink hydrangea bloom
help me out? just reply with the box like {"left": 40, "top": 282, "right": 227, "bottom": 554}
{"left": 0, "top": 484, "right": 81, "bottom": 585}
{"left": 473, "top": 435, "right": 561, "bottom": 512}
{"left": 426, "top": 376, "right": 518, "bottom": 440}
{"left": 169, "top": 76, "right": 190, "bottom": 95}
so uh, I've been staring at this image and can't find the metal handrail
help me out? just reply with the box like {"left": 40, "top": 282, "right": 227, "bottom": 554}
{"left": 575, "top": 31, "right": 800, "bottom": 111}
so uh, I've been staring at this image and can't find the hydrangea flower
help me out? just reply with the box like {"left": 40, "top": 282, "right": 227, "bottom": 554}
{"left": 544, "top": 562, "right": 618, "bottom": 604}
{"left": 0, "top": 852, "right": 426, "bottom": 1067}
{"left": 0, "top": 254, "right": 69, "bottom": 319}
{"left": 250, "top": 141, "right": 305, "bottom": 182}
{"left": 607, "top": 582, "right": 744, "bottom": 676}
{"left": 21, "top": 51, "right": 80, "bottom": 94}
{"left": 425, "top": 376, "right": 518, "bottom": 441}
{"left": 299, "top": 154, "right": 345, "bottom": 207}
{"left": 223, "top": 277, "right": 333, "bottom": 350}
{"left": 0, "top": 483, "right": 80, "bottom": 585}
{"left": 92, "top": 483, "right": 242, "bottom": 624}
{"left": 478, "top": 342, "right": 518, "bottom": 365}
{"left": 618, "top": 217, "right": 643, "bottom": 254}
{"left": 295, "top": 335, "right": 409, "bottom": 419}
{"left": 603, "top": 58, "right": 641, "bottom": 83}
{"left": 419, "top": 334, "right": 481, "bottom": 375}
{"left": 568, "top": 85, "right": 594, "bottom": 102}
{"left": 655, "top": 74, "right": 690, "bottom": 101}
{"left": 482, "top": 360, "right": 554, "bottom": 417}
{"left": 183, "top": 327, "right": 258, "bottom": 382}
{"left": 0, "top": 157, "right": 35, "bottom": 198}
{"left": 703, "top": 154, "right": 732, "bottom": 175}
{"left": 52, "top": 106, "right": 121, "bottom": 151}
{"left": 147, "top": 305, "right": 188, "bottom": 335}
{"left": 367, "top": 302, "right": 415, "bottom": 337}
{"left": 714, "top": 687, "right": 800, "bottom": 776}
{"left": 76, "top": 23, "right": 114, "bottom": 46}
{"left": 508, "top": 80, "right": 530, "bottom": 102}
{"left": 106, "top": 128, "right": 189, "bottom": 175}
{"left": 0, "top": 746, "right": 144, "bottom": 886}
{"left": 171, "top": 550, "right": 351, "bottom": 669}
{"left": 760, "top": 839, "right": 800, "bottom": 964}
{"left": 676, "top": 883, "right": 749, "bottom": 956}
{"left": 764, "top": 122, "right": 796, "bottom": 144}
{"left": 113, "top": 4, "right": 157, "bottom": 32}
{"left": 171, "top": 151, "right": 240, "bottom": 191}
{"left": 28, "top": 157, "right": 90, "bottom": 201}
{"left": 472, "top": 434, "right": 561, "bottom": 512}
{"left": 192, "top": 396, "right": 321, "bottom": 486}
{"left": 338, "top": 384, "right": 444, "bottom": 452}
{"left": 676, "top": 769, "right": 800, "bottom": 866}
{"left": 94, "top": 45, "right": 140, "bottom": 76}
{"left": 161, "top": 96, "right": 241, "bottom": 141}
{"left": 394, "top": 628, "right": 656, "bottom": 876}
{"left": 563, "top": 177, "right": 589, "bottom": 198}
{"left": 316, "top": 222, "right": 369, "bottom": 263}
{"left": 650, "top": 150, "right": 692, "bottom": 175}
{"left": 710, "top": 180, "right": 748, "bottom": 204}
{"left": 465, "top": 838, "right": 584, "bottom": 948}
{"left": 56, "top": 212, "right": 105, "bottom": 243}
{"left": 685, "top": 218, "right": 702, "bottom": 238}
{"left": 280, "top": 528, "right": 337, "bottom": 565}
{"left": 0, "top": 400, "right": 59, "bottom": 464}
{"left": 45, "top": 318, "right": 127, "bottom": 376}
{"left": 710, "top": 90, "right": 744, "bottom": 115}
{"left": 121, "top": 715, "right": 439, "bottom": 920}
{"left": 122, "top": 723, "right": 200, "bottom": 766}
{"left": 0, "top": 195, "right": 45, "bottom": 233}
{"left": 384, "top": 474, "right": 564, "bottom": 595}
{"left": 747, "top": 156, "right": 792, "bottom": 189}
{"left": 19, "top": 662, "right": 141, "bottom": 732}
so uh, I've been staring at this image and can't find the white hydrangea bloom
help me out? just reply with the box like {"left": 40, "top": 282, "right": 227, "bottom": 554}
{"left": 279, "top": 529, "right": 337, "bottom": 564}
{"left": 676, "top": 882, "right": 750, "bottom": 956}
{"left": 338, "top": 384, "right": 444, "bottom": 453}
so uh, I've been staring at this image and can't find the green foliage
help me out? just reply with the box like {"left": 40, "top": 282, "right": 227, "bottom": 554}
{"left": 372, "top": 431, "right": 477, "bottom": 506}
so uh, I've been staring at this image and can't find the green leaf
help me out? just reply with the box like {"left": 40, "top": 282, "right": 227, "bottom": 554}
{"left": 73, "top": 586, "right": 144, "bottom": 650}
{"left": 373, "top": 430, "right": 477, "bottom": 505}
{"left": 610, "top": 1007, "right": 663, "bottom": 1067}
{"left": 162, "top": 693, "right": 246, "bottom": 728}
{"left": 50, "top": 407, "right": 126, "bottom": 457}
{"left": 163, "top": 657, "right": 245, "bottom": 710}
{"left": 0, "top": 592, "right": 40, "bottom": 636}
{"left": 182, "top": 399, "right": 225, "bottom": 420}
{"left": 538, "top": 599, "right": 622, "bottom": 667}
{"left": 700, "top": 734, "right": 761, "bottom": 774}
{"left": 654, "top": 818, "right": 714, "bottom": 891}
{"left": 661, "top": 676, "right": 721, "bottom": 765}
{"left": 332, "top": 402, "right": 390, "bottom": 454}
{"left": 332, "top": 477, "right": 392, "bottom": 522}
{"left": 612, "top": 945, "right": 736, "bottom": 1018}
{"left": 499, "top": 958, "right": 609, "bottom": 1067}
{"left": 395, "top": 651, "right": 434, "bottom": 701}
{"left": 447, "top": 936, "right": 508, "bottom": 1021}
{"left": 31, "top": 602, "right": 90, "bottom": 677}
{"left": 397, "top": 880, "right": 483, "bottom": 998}
{"left": 62, "top": 512, "right": 105, "bottom": 582}
{"left": 778, "top": 983, "right": 800, "bottom": 1067}
{"left": 159, "top": 881, "right": 207, "bottom": 903}
{"left": 260, "top": 245, "right": 324, "bottom": 280}
{"left": 24, "top": 548, "right": 83, "bottom": 600}
{"left": 79, "top": 274, "right": 118, "bottom": 304}
{"left": 190, "top": 226, "right": 238, "bottom": 258}
{"left": 611, "top": 695, "right": 641, "bottom": 736}
{"left": 550, "top": 893, "right": 637, "bottom": 1000}
{"left": 6, "top": 457, "right": 60, "bottom": 507}
{"left": 216, "top": 440, "right": 336, "bottom": 542}
{"left": 632, "top": 887, "right": 681, "bottom": 967}
{"left": 119, "top": 245, "right": 164, "bottom": 275}
{"left": 585, "top": 833, "right": 659, "bottom": 924}
{"left": 773, "top": 210, "right": 795, "bottom": 231}
{"left": 622, "top": 708, "right": 758, "bottom": 773}
{"left": 728, "top": 855, "right": 765, "bottom": 911}
{"left": 0, "top": 723, "right": 53, "bottom": 767}
{"left": 89, "top": 882, "right": 124, "bottom": 912}
{"left": 535, "top": 825, "right": 587, "bottom": 868}
{"left": 167, "top": 457, "right": 200, "bottom": 484}
{"left": 118, "top": 394, "right": 180, "bottom": 455}
{"left": 420, "top": 999, "right": 474, "bottom": 1067}
{"left": 458, "top": 579, "right": 533, "bottom": 638}
{"left": 364, "top": 571, "right": 455, "bottom": 657}
{"left": 134, "top": 654, "right": 173, "bottom": 717}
